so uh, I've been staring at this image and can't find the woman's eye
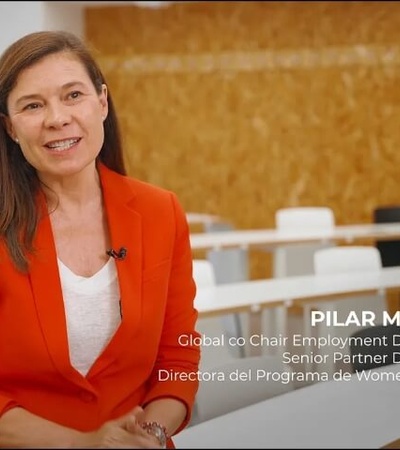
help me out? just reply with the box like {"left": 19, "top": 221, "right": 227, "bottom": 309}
{"left": 24, "top": 103, "right": 40, "bottom": 110}
{"left": 69, "top": 91, "right": 81, "bottom": 100}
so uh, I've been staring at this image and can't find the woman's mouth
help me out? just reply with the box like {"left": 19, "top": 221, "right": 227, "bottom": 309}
{"left": 45, "top": 138, "right": 81, "bottom": 152}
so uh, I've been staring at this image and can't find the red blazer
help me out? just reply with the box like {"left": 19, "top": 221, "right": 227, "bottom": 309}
{"left": 0, "top": 164, "right": 200, "bottom": 442}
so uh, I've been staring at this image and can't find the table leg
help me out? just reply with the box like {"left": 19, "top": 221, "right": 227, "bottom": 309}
{"left": 248, "top": 307, "right": 263, "bottom": 356}
{"left": 248, "top": 306, "right": 288, "bottom": 357}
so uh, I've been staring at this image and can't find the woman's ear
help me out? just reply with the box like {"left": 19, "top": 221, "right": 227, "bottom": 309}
{"left": 0, "top": 113, "right": 17, "bottom": 142}
{"left": 100, "top": 84, "right": 108, "bottom": 121}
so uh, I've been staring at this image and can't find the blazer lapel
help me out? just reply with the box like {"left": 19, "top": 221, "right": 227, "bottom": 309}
{"left": 87, "top": 164, "right": 143, "bottom": 377}
{"left": 29, "top": 165, "right": 143, "bottom": 382}
{"left": 28, "top": 195, "right": 86, "bottom": 386}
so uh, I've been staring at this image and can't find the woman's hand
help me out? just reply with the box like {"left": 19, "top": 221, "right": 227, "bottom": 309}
{"left": 76, "top": 407, "right": 162, "bottom": 448}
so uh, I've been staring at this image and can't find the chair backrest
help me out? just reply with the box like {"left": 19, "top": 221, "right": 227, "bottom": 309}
{"left": 276, "top": 207, "right": 335, "bottom": 231}
{"left": 314, "top": 246, "right": 382, "bottom": 275}
{"left": 205, "top": 221, "right": 248, "bottom": 357}
{"left": 349, "top": 324, "right": 400, "bottom": 372}
{"left": 192, "top": 260, "right": 241, "bottom": 368}
{"left": 205, "top": 221, "right": 249, "bottom": 284}
{"left": 312, "top": 245, "right": 386, "bottom": 373}
{"left": 373, "top": 205, "right": 400, "bottom": 267}
{"left": 193, "top": 355, "right": 295, "bottom": 424}
{"left": 274, "top": 207, "right": 335, "bottom": 277}
{"left": 192, "top": 259, "right": 216, "bottom": 288}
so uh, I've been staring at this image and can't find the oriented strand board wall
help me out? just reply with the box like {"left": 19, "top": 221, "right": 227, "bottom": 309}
{"left": 85, "top": 1, "right": 400, "bottom": 277}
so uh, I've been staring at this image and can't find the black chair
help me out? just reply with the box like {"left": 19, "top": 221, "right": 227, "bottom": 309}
{"left": 373, "top": 205, "right": 400, "bottom": 267}
{"left": 349, "top": 324, "right": 400, "bottom": 373}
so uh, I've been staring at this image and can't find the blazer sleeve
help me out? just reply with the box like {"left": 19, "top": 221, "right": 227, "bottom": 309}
{"left": 141, "top": 192, "right": 201, "bottom": 432}
{"left": 0, "top": 395, "right": 20, "bottom": 418}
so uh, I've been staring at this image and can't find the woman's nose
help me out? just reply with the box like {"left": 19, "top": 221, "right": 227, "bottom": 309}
{"left": 44, "top": 103, "right": 71, "bottom": 128}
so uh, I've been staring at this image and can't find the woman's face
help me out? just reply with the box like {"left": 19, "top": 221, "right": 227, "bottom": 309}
{"left": 5, "top": 51, "right": 108, "bottom": 181}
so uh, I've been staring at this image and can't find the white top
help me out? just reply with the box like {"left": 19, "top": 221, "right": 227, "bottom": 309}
{"left": 57, "top": 258, "right": 121, "bottom": 376}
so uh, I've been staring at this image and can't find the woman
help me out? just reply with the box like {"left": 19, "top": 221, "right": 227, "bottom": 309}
{"left": 0, "top": 31, "right": 200, "bottom": 448}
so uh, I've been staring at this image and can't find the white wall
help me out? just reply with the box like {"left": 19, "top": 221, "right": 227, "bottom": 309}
{"left": 43, "top": 2, "right": 84, "bottom": 38}
{"left": 0, "top": 2, "right": 45, "bottom": 53}
{"left": 0, "top": 1, "right": 84, "bottom": 55}
{"left": 0, "top": 0, "right": 175, "bottom": 56}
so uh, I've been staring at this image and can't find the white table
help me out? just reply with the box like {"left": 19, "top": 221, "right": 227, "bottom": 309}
{"left": 190, "top": 222, "right": 400, "bottom": 250}
{"left": 195, "top": 266, "right": 400, "bottom": 317}
{"left": 174, "top": 364, "right": 400, "bottom": 448}
{"left": 195, "top": 266, "right": 400, "bottom": 357}
{"left": 186, "top": 213, "right": 222, "bottom": 227}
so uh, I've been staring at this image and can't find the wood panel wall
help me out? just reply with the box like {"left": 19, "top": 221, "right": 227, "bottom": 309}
{"left": 85, "top": 1, "right": 400, "bottom": 277}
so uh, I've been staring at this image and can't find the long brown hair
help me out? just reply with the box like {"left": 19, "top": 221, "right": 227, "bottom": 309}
{"left": 0, "top": 31, "right": 126, "bottom": 272}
